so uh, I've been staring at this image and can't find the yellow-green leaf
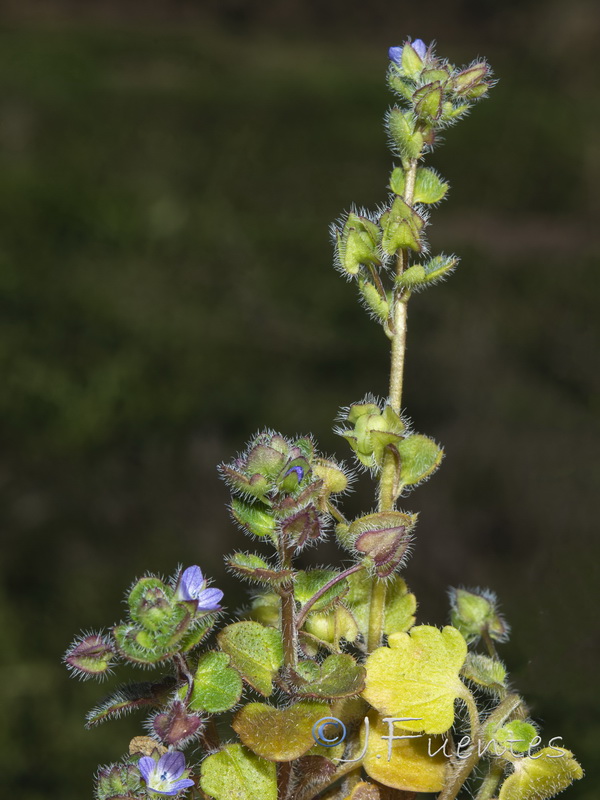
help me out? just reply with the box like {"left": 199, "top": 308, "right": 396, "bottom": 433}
{"left": 499, "top": 747, "right": 583, "bottom": 800}
{"left": 384, "top": 576, "right": 417, "bottom": 635}
{"left": 361, "top": 711, "right": 447, "bottom": 792}
{"left": 218, "top": 621, "right": 283, "bottom": 697}
{"left": 362, "top": 625, "right": 467, "bottom": 734}
{"left": 397, "top": 434, "right": 443, "bottom": 487}
{"left": 232, "top": 701, "right": 329, "bottom": 762}
{"left": 200, "top": 743, "right": 276, "bottom": 800}
{"left": 187, "top": 651, "right": 242, "bottom": 713}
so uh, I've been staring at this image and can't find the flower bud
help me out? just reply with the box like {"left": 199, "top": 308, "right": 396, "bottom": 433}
{"left": 449, "top": 587, "right": 510, "bottom": 643}
{"left": 64, "top": 632, "right": 115, "bottom": 680}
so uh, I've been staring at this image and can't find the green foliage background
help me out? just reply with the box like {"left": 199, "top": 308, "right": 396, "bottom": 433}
{"left": 0, "top": 2, "right": 598, "bottom": 797}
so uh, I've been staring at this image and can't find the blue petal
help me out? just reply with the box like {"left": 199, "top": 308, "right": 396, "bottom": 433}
{"left": 388, "top": 46, "right": 403, "bottom": 64}
{"left": 158, "top": 750, "right": 186, "bottom": 780}
{"left": 179, "top": 566, "right": 204, "bottom": 601}
{"left": 412, "top": 39, "right": 427, "bottom": 59}
{"left": 197, "top": 587, "right": 224, "bottom": 611}
{"left": 138, "top": 755, "right": 157, "bottom": 783}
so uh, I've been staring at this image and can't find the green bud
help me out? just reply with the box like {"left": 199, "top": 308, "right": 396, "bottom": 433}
{"left": 449, "top": 587, "right": 510, "bottom": 644}
{"left": 338, "top": 401, "right": 406, "bottom": 469}
{"left": 247, "top": 592, "right": 280, "bottom": 627}
{"left": 401, "top": 41, "right": 425, "bottom": 77}
{"left": 380, "top": 196, "right": 425, "bottom": 255}
{"left": 453, "top": 62, "right": 490, "bottom": 95}
{"left": 312, "top": 458, "right": 349, "bottom": 496}
{"left": 413, "top": 82, "right": 443, "bottom": 121}
{"left": 335, "top": 212, "right": 381, "bottom": 276}
{"left": 128, "top": 577, "right": 173, "bottom": 632}
{"left": 386, "top": 108, "right": 423, "bottom": 161}
{"left": 358, "top": 277, "right": 390, "bottom": 321}
{"left": 490, "top": 721, "right": 539, "bottom": 754}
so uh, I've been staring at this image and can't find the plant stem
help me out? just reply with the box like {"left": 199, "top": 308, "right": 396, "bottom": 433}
{"left": 474, "top": 760, "right": 505, "bottom": 800}
{"left": 295, "top": 563, "right": 365, "bottom": 631}
{"left": 438, "top": 693, "right": 522, "bottom": 800}
{"left": 279, "top": 534, "right": 298, "bottom": 670}
{"left": 367, "top": 157, "right": 418, "bottom": 654}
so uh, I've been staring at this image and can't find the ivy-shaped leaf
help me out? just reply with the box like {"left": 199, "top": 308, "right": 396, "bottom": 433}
{"left": 384, "top": 576, "right": 417, "bottom": 635}
{"left": 361, "top": 711, "right": 447, "bottom": 793}
{"left": 187, "top": 651, "right": 243, "bottom": 713}
{"left": 498, "top": 747, "right": 583, "bottom": 800}
{"left": 295, "top": 654, "right": 366, "bottom": 699}
{"left": 218, "top": 621, "right": 283, "bottom": 697}
{"left": 200, "top": 744, "right": 277, "bottom": 800}
{"left": 232, "top": 700, "right": 330, "bottom": 761}
{"left": 362, "top": 625, "right": 467, "bottom": 734}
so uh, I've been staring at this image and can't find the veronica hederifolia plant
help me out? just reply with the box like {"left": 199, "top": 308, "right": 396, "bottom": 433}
{"left": 65, "top": 37, "right": 583, "bottom": 800}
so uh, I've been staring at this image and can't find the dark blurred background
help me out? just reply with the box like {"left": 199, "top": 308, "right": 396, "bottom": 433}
{"left": 0, "top": 1, "right": 598, "bottom": 797}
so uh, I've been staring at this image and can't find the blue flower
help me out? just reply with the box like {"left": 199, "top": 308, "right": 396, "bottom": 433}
{"left": 176, "top": 566, "right": 223, "bottom": 611}
{"left": 388, "top": 39, "right": 428, "bottom": 65}
{"left": 138, "top": 751, "right": 194, "bottom": 796}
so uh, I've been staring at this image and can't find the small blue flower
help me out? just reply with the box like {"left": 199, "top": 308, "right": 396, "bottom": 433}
{"left": 176, "top": 566, "right": 223, "bottom": 611}
{"left": 138, "top": 751, "right": 194, "bottom": 796}
{"left": 388, "top": 39, "right": 428, "bottom": 65}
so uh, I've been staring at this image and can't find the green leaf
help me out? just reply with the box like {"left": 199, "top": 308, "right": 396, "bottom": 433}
{"left": 358, "top": 278, "right": 390, "bottom": 322}
{"left": 401, "top": 42, "right": 424, "bottom": 77}
{"left": 218, "top": 621, "right": 283, "bottom": 697}
{"left": 187, "top": 651, "right": 243, "bottom": 713}
{"left": 461, "top": 652, "right": 506, "bottom": 693}
{"left": 231, "top": 499, "right": 277, "bottom": 542}
{"left": 362, "top": 625, "right": 468, "bottom": 734}
{"left": 413, "top": 168, "right": 449, "bottom": 204}
{"left": 295, "top": 653, "right": 365, "bottom": 699}
{"left": 491, "top": 721, "right": 539, "bottom": 754}
{"left": 200, "top": 744, "right": 277, "bottom": 800}
{"left": 414, "top": 82, "right": 443, "bottom": 121}
{"left": 384, "top": 576, "right": 417, "bottom": 635}
{"left": 337, "top": 213, "right": 381, "bottom": 276}
{"left": 232, "top": 701, "right": 330, "bottom": 761}
{"left": 381, "top": 196, "right": 424, "bottom": 255}
{"left": 386, "top": 108, "right": 423, "bottom": 160}
{"left": 227, "top": 552, "right": 293, "bottom": 586}
{"left": 498, "top": 747, "right": 583, "bottom": 800}
{"left": 397, "top": 434, "right": 443, "bottom": 487}
{"left": 295, "top": 570, "right": 348, "bottom": 613}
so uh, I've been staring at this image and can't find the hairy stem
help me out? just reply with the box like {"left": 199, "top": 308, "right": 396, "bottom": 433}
{"left": 474, "top": 760, "right": 505, "bottom": 800}
{"left": 438, "top": 693, "right": 522, "bottom": 800}
{"left": 279, "top": 534, "right": 298, "bottom": 670}
{"left": 367, "top": 157, "right": 418, "bottom": 653}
